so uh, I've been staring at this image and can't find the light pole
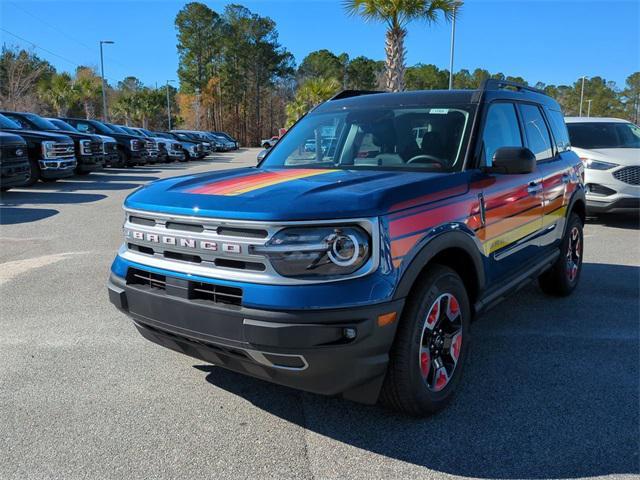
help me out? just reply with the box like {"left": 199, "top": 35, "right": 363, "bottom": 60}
{"left": 165, "top": 80, "right": 175, "bottom": 130}
{"left": 579, "top": 75, "right": 587, "bottom": 117}
{"left": 99, "top": 40, "right": 114, "bottom": 122}
{"left": 587, "top": 99, "right": 592, "bottom": 117}
{"left": 448, "top": 6, "right": 457, "bottom": 90}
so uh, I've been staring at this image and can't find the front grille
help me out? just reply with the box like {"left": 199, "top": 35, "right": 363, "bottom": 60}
{"left": 90, "top": 140, "right": 102, "bottom": 155}
{"left": 0, "top": 143, "right": 28, "bottom": 162}
{"left": 145, "top": 140, "right": 159, "bottom": 153}
{"left": 126, "top": 268, "right": 243, "bottom": 306}
{"left": 613, "top": 166, "right": 640, "bottom": 185}
{"left": 103, "top": 142, "right": 117, "bottom": 154}
{"left": 48, "top": 142, "right": 75, "bottom": 158}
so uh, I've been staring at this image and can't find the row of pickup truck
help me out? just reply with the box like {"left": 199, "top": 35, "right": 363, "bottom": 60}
{"left": 0, "top": 111, "right": 239, "bottom": 191}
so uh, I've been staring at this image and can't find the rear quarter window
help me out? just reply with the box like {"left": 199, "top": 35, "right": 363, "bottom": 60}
{"left": 546, "top": 108, "right": 571, "bottom": 152}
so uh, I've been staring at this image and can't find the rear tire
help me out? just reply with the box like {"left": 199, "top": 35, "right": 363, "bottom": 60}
{"left": 380, "top": 265, "right": 470, "bottom": 416}
{"left": 538, "top": 213, "right": 583, "bottom": 296}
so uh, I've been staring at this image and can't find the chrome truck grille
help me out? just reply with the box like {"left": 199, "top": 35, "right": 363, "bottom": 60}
{"left": 120, "top": 208, "right": 379, "bottom": 285}
{"left": 103, "top": 141, "right": 117, "bottom": 154}
{"left": 48, "top": 143, "right": 75, "bottom": 158}
{"left": 145, "top": 140, "right": 159, "bottom": 153}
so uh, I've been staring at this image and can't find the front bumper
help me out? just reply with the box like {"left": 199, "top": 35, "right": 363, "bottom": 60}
{"left": 168, "top": 151, "right": 185, "bottom": 162}
{"left": 108, "top": 271, "right": 403, "bottom": 403}
{"left": 585, "top": 168, "right": 640, "bottom": 213}
{"left": 1, "top": 160, "right": 30, "bottom": 188}
{"left": 104, "top": 152, "right": 119, "bottom": 166}
{"left": 77, "top": 155, "right": 105, "bottom": 172}
{"left": 39, "top": 158, "right": 76, "bottom": 178}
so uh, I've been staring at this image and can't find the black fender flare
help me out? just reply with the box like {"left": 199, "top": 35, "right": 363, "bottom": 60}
{"left": 565, "top": 185, "right": 586, "bottom": 234}
{"left": 392, "top": 229, "right": 486, "bottom": 301}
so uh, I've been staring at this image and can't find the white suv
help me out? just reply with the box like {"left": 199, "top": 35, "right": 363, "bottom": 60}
{"left": 565, "top": 117, "right": 640, "bottom": 214}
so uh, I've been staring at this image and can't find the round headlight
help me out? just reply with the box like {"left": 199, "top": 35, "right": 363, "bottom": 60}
{"left": 253, "top": 226, "right": 371, "bottom": 279}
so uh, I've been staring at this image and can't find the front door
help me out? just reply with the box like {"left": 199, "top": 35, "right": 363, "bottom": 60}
{"left": 477, "top": 101, "right": 544, "bottom": 282}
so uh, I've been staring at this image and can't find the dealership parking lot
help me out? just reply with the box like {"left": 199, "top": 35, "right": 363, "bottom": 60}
{"left": 1, "top": 148, "right": 638, "bottom": 480}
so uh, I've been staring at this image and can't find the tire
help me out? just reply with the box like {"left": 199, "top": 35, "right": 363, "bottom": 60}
{"left": 538, "top": 213, "right": 583, "bottom": 296}
{"left": 380, "top": 265, "right": 471, "bottom": 416}
{"left": 25, "top": 158, "right": 40, "bottom": 186}
{"left": 183, "top": 152, "right": 191, "bottom": 162}
{"left": 118, "top": 150, "right": 129, "bottom": 168}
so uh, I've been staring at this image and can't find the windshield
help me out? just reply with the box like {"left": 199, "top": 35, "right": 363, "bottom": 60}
{"left": 106, "top": 124, "right": 128, "bottom": 134}
{"left": 23, "top": 113, "right": 59, "bottom": 130}
{"left": 48, "top": 119, "right": 78, "bottom": 132}
{"left": 567, "top": 122, "right": 640, "bottom": 149}
{"left": 261, "top": 105, "right": 473, "bottom": 171}
{"left": 0, "top": 113, "right": 22, "bottom": 129}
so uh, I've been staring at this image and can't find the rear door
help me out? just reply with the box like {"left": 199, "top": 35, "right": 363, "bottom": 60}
{"left": 477, "top": 101, "right": 544, "bottom": 282}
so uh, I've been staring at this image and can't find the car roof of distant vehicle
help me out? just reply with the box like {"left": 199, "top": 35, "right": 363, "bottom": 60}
{"left": 564, "top": 117, "right": 631, "bottom": 124}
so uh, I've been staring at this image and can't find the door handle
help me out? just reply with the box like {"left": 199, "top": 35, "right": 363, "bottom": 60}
{"left": 527, "top": 181, "right": 543, "bottom": 195}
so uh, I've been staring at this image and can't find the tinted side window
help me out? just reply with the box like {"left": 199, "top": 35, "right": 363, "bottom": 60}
{"left": 481, "top": 102, "right": 522, "bottom": 165}
{"left": 75, "top": 122, "right": 92, "bottom": 133}
{"left": 546, "top": 108, "right": 571, "bottom": 152}
{"left": 520, "top": 104, "right": 553, "bottom": 160}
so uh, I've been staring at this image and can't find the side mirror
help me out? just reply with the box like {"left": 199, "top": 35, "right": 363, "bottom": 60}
{"left": 488, "top": 147, "right": 536, "bottom": 174}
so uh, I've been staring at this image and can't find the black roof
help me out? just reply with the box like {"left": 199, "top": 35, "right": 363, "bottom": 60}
{"left": 316, "top": 80, "right": 560, "bottom": 113}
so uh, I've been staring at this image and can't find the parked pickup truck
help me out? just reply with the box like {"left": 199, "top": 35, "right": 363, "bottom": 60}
{"left": 61, "top": 118, "right": 146, "bottom": 167}
{"left": 2, "top": 111, "right": 104, "bottom": 175}
{"left": 161, "top": 131, "right": 205, "bottom": 160}
{"left": 108, "top": 81, "right": 585, "bottom": 415}
{"left": 47, "top": 118, "right": 119, "bottom": 167}
{"left": 132, "top": 128, "right": 185, "bottom": 163}
{"left": 0, "top": 113, "right": 75, "bottom": 184}
{"left": 113, "top": 125, "right": 161, "bottom": 164}
{"left": 0, "top": 131, "right": 30, "bottom": 191}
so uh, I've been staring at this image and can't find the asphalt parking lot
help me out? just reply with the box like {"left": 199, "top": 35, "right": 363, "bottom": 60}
{"left": 1, "top": 148, "right": 638, "bottom": 480}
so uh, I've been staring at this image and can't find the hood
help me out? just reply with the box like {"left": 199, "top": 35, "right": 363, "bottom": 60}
{"left": 124, "top": 167, "right": 469, "bottom": 221}
{"left": 0, "top": 131, "right": 26, "bottom": 145}
{"left": 571, "top": 147, "right": 640, "bottom": 166}
{"left": 96, "top": 134, "right": 116, "bottom": 143}
{"left": 1, "top": 128, "right": 72, "bottom": 142}
{"left": 44, "top": 129, "right": 99, "bottom": 142}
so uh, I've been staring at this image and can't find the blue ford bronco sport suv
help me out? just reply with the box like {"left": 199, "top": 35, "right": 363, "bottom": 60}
{"left": 108, "top": 80, "right": 585, "bottom": 415}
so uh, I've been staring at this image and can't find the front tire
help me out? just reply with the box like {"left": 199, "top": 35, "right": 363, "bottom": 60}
{"left": 380, "top": 265, "right": 470, "bottom": 416}
{"left": 538, "top": 213, "right": 583, "bottom": 296}
{"left": 25, "top": 158, "right": 40, "bottom": 186}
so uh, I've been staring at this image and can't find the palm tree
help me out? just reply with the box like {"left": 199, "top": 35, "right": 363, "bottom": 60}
{"left": 74, "top": 67, "right": 102, "bottom": 119}
{"left": 344, "top": 0, "right": 461, "bottom": 92}
{"left": 38, "top": 73, "right": 78, "bottom": 116}
{"left": 285, "top": 77, "right": 341, "bottom": 126}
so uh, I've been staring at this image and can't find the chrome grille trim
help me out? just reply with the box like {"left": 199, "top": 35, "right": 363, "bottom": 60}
{"left": 48, "top": 142, "right": 75, "bottom": 158}
{"left": 121, "top": 207, "right": 380, "bottom": 285}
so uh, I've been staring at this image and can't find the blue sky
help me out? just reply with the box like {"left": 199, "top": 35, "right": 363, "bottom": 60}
{"left": 1, "top": 0, "right": 638, "bottom": 89}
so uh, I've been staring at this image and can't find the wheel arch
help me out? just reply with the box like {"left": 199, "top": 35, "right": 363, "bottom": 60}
{"left": 393, "top": 230, "right": 486, "bottom": 317}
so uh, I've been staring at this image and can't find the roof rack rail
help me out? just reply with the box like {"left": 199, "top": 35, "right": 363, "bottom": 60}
{"left": 481, "top": 79, "right": 546, "bottom": 95}
{"left": 329, "top": 90, "right": 382, "bottom": 101}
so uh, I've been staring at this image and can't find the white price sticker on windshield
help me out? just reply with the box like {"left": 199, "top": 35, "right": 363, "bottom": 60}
{"left": 429, "top": 108, "right": 449, "bottom": 114}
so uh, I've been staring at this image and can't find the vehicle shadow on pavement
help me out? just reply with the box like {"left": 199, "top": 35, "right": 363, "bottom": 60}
{"left": 0, "top": 191, "right": 106, "bottom": 205}
{"left": 0, "top": 207, "right": 59, "bottom": 225}
{"left": 196, "top": 262, "right": 639, "bottom": 479}
{"left": 587, "top": 212, "right": 639, "bottom": 230}
{"left": 66, "top": 173, "right": 161, "bottom": 183}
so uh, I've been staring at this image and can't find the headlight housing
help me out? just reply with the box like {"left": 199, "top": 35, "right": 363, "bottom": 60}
{"left": 79, "top": 139, "right": 92, "bottom": 155}
{"left": 581, "top": 158, "right": 618, "bottom": 170}
{"left": 253, "top": 226, "right": 370, "bottom": 278}
{"left": 130, "top": 139, "right": 140, "bottom": 151}
{"left": 41, "top": 141, "right": 55, "bottom": 159}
